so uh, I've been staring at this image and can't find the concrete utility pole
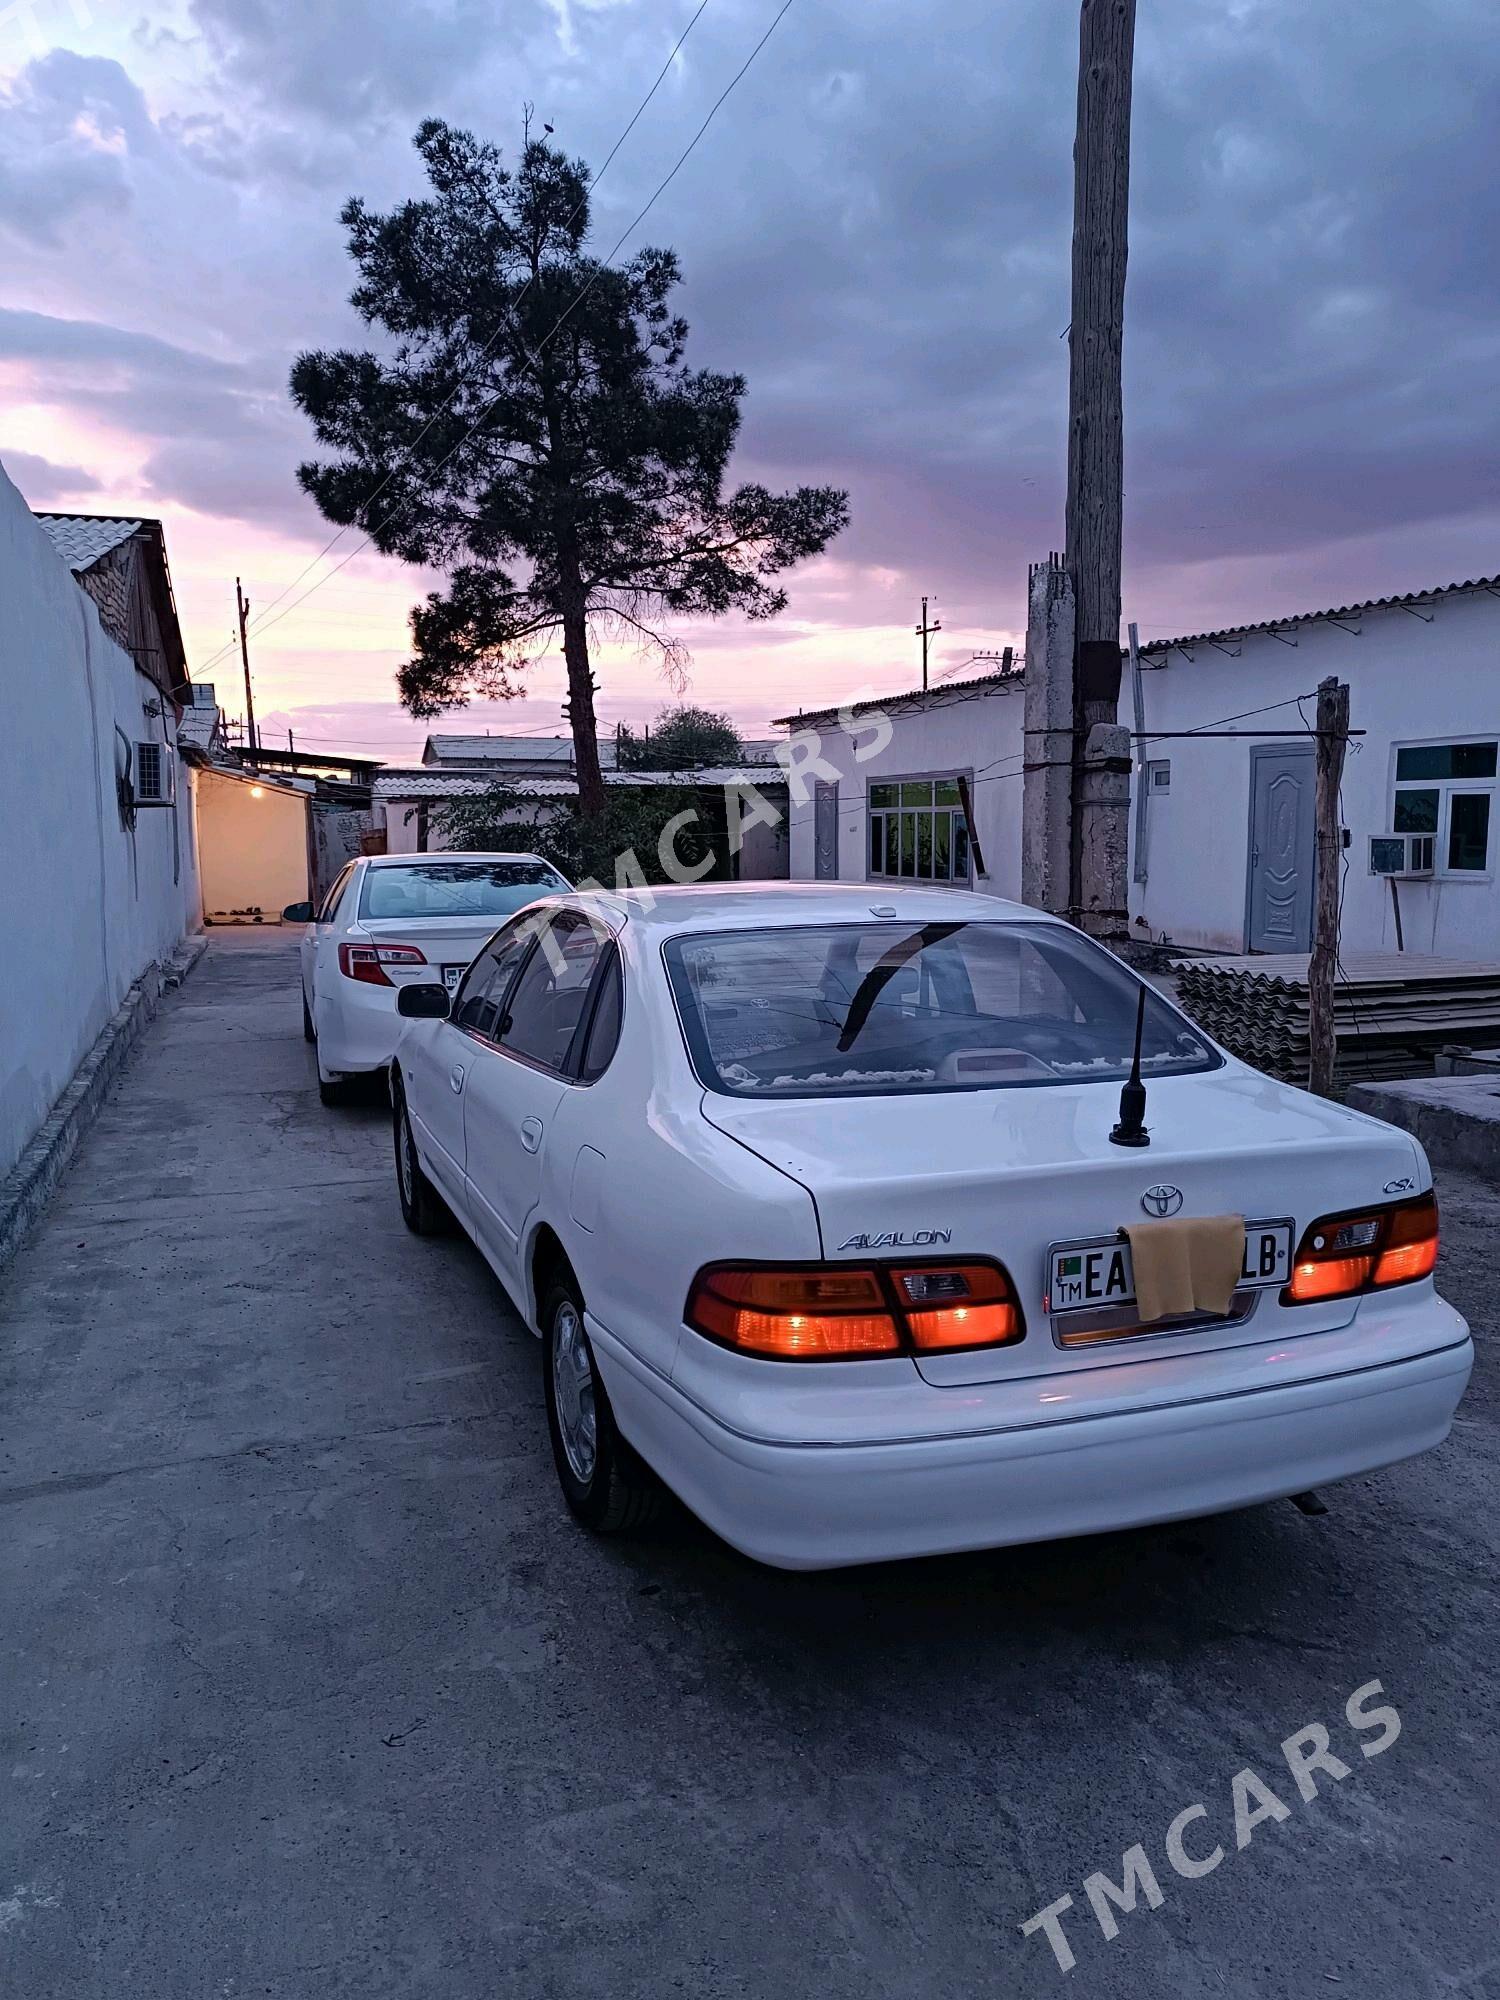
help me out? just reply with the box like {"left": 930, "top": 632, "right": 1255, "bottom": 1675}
{"left": 1307, "top": 677, "right": 1351, "bottom": 1099}
{"left": 236, "top": 579, "right": 258, "bottom": 757}
{"left": 1064, "top": 0, "right": 1137, "bottom": 940}
{"left": 1021, "top": 556, "right": 1076, "bottom": 916}
{"left": 916, "top": 596, "right": 942, "bottom": 693}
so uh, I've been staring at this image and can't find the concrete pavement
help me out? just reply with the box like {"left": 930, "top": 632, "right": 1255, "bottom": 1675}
{"left": 2, "top": 930, "right": 1496, "bottom": 1998}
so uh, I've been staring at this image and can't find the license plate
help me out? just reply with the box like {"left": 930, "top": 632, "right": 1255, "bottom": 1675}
{"left": 442, "top": 965, "right": 463, "bottom": 992}
{"left": 1047, "top": 1220, "right": 1293, "bottom": 1315}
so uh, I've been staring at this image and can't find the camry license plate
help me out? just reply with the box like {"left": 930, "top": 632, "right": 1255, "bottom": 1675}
{"left": 1047, "top": 1220, "right": 1293, "bottom": 1315}
{"left": 441, "top": 965, "right": 463, "bottom": 993}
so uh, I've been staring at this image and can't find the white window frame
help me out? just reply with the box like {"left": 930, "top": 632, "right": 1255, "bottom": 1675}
{"left": 1389, "top": 734, "right": 1496, "bottom": 883}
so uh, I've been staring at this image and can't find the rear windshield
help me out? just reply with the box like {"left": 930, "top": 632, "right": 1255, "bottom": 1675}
{"left": 359, "top": 860, "right": 568, "bottom": 921}
{"left": 664, "top": 921, "right": 1218, "bottom": 1098}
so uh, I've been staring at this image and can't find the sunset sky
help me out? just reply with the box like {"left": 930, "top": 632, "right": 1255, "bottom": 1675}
{"left": 3, "top": 0, "right": 1496, "bottom": 763}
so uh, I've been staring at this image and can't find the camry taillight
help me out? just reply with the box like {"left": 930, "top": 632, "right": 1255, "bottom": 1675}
{"left": 338, "top": 942, "right": 428, "bottom": 986}
{"left": 1283, "top": 1191, "right": 1438, "bottom": 1305}
{"left": 684, "top": 1261, "right": 1024, "bottom": 1361}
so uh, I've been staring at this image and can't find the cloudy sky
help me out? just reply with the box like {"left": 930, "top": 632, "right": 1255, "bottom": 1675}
{"left": 2, "top": 0, "right": 1496, "bottom": 760}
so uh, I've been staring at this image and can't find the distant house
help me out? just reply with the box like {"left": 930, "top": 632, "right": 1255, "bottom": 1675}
{"left": 779, "top": 573, "right": 1500, "bottom": 961}
{"left": 421, "top": 732, "right": 619, "bottom": 774}
{"left": 374, "top": 762, "right": 789, "bottom": 879}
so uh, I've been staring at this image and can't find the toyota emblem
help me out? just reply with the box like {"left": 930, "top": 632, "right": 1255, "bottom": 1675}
{"left": 1141, "top": 1185, "right": 1184, "bottom": 1218}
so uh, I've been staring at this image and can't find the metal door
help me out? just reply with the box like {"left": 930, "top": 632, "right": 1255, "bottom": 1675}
{"left": 1246, "top": 745, "right": 1315, "bottom": 952}
{"left": 813, "top": 781, "right": 839, "bottom": 879}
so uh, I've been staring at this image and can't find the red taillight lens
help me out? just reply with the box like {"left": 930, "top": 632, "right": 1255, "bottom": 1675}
{"left": 338, "top": 942, "right": 428, "bottom": 986}
{"left": 684, "top": 1260, "right": 1024, "bottom": 1360}
{"left": 686, "top": 1266, "right": 901, "bottom": 1358}
{"left": 891, "top": 1262, "right": 1022, "bottom": 1351}
{"left": 1283, "top": 1192, "right": 1438, "bottom": 1305}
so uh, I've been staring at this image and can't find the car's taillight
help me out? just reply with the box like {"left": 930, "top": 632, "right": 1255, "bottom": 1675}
{"left": 684, "top": 1260, "right": 1023, "bottom": 1361}
{"left": 891, "top": 1262, "right": 1022, "bottom": 1351}
{"left": 685, "top": 1266, "right": 901, "bottom": 1358}
{"left": 1283, "top": 1191, "right": 1438, "bottom": 1305}
{"left": 337, "top": 942, "right": 428, "bottom": 987}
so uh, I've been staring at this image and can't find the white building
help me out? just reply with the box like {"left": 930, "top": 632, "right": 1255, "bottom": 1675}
{"left": 2, "top": 469, "right": 201, "bottom": 1182}
{"left": 781, "top": 573, "right": 1499, "bottom": 960}
{"left": 776, "top": 671, "right": 1026, "bottom": 897}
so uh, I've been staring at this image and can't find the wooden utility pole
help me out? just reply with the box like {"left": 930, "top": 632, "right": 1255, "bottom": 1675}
{"left": 1064, "top": 0, "right": 1137, "bottom": 935}
{"left": 1307, "top": 676, "right": 1351, "bottom": 1098}
{"left": 236, "top": 578, "right": 258, "bottom": 757}
{"left": 916, "top": 596, "right": 941, "bottom": 692}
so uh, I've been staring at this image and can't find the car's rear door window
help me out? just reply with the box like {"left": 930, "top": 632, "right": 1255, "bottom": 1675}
{"left": 665, "top": 921, "right": 1217, "bottom": 1098}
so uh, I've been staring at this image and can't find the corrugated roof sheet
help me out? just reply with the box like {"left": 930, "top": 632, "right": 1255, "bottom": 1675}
{"left": 375, "top": 764, "right": 786, "bottom": 801}
{"left": 422, "top": 733, "right": 621, "bottom": 769}
{"left": 1139, "top": 574, "right": 1500, "bottom": 655}
{"left": 773, "top": 669, "right": 1024, "bottom": 729}
{"left": 34, "top": 514, "right": 142, "bottom": 571}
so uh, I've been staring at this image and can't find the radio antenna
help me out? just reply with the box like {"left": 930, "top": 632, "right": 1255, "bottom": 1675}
{"left": 1109, "top": 982, "right": 1151, "bottom": 1148}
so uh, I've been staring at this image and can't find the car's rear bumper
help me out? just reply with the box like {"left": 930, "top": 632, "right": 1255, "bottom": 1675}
{"left": 317, "top": 978, "right": 400, "bottom": 1075}
{"left": 589, "top": 1296, "right": 1473, "bottom": 1570}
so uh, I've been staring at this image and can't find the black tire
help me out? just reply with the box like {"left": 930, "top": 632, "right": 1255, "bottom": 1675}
{"left": 317, "top": 1070, "right": 358, "bottom": 1107}
{"left": 393, "top": 1086, "right": 451, "bottom": 1234}
{"left": 302, "top": 991, "right": 316, "bottom": 1043}
{"left": 542, "top": 1277, "right": 662, "bottom": 1534}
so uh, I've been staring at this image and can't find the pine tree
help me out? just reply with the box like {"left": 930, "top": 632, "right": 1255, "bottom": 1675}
{"left": 292, "top": 118, "right": 848, "bottom": 817}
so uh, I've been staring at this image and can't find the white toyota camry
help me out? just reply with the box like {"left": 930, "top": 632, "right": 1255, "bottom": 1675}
{"left": 290, "top": 852, "right": 571, "bottom": 1104}
{"left": 387, "top": 882, "right": 1472, "bottom": 1570}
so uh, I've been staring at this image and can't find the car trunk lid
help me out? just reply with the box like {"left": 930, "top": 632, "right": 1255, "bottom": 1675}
{"left": 700, "top": 1068, "right": 1422, "bottom": 1384}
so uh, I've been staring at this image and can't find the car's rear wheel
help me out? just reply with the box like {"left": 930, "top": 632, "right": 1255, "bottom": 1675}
{"left": 393, "top": 1086, "right": 450, "bottom": 1235}
{"left": 543, "top": 1278, "right": 662, "bottom": 1534}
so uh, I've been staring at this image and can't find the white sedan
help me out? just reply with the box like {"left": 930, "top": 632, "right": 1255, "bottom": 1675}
{"left": 388, "top": 882, "right": 1472, "bottom": 1570}
{"left": 288, "top": 852, "right": 570, "bottom": 1104}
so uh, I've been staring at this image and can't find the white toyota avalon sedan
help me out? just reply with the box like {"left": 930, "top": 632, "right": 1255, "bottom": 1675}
{"left": 387, "top": 882, "right": 1472, "bottom": 1570}
{"left": 290, "top": 852, "right": 571, "bottom": 1104}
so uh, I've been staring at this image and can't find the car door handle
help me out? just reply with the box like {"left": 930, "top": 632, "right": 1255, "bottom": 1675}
{"left": 519, "top": 1116, "right": 544, "bottom": 1153}
{"left": 449, "top": 1064, "right": 466, "bottom": 1093}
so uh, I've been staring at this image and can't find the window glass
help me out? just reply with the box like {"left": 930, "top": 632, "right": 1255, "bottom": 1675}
{"left": 452, "top": 921, "right": 535, "bottom": 1038}
{"left": 1393, "top": 789, "right": 1439, "bottom": 834}
{"left": 360, "top": 858, "right": 567, "bottom": 921}
{"left": 499, "top": 916, "right": 607, "bottom": 1072}
{"left": 665, "top": 921, "right": 1217, "bottom": 1098}
{"left": 318, "top": 864, "right": 355, "bottom": 924}
{"left": 1449, "top": 793, "right": 1491, "bottom": 871}
{"left": 579, "top": 953, "right": 624, "bottom": 1081}
{"left": 1395, "top": 743, "right": 1498, "bottom": 783}
{"left": 869, "top": 776, "right": 970, "bottom": 883}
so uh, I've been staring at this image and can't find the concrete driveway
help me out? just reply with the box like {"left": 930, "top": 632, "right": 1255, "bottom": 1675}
{"left": 2, "top": 929, "right": 1496, "bottom": 1998}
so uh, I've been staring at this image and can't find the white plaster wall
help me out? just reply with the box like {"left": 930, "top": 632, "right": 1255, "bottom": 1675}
{"left": 1129, "top": 589, "right": 1500, "bottom": 957}
{"left": 784, "top": 684, "right": 1026, "bottom": 900}
{"left": 196, "top": 770, "right": 310, "bottom": 920}
{"left": 0, "top": 463, "right": 201, "bottom": 1180}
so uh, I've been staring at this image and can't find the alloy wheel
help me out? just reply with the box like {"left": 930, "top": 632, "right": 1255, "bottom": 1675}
{"left": 551, "top": 1301, "right": 597, "bottom": 1484}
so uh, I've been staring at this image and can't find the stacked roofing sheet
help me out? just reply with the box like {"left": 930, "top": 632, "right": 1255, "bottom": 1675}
{"left": 1171, "top": 953, "right": 1500, "bottom": 1085}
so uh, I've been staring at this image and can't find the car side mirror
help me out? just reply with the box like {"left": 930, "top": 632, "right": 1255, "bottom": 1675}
{"left": 397, "top": 983, "right": 450, "bottom": 1020}
{"left": 282, "top": 901, "right": 314, "bottom": 923}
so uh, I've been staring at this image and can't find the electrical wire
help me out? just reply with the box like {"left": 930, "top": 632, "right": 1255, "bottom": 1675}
{"left": 197, "top": 0, "right": 789, "bottom": 680}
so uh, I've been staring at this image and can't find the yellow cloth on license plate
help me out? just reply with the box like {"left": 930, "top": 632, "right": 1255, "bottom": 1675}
{"left": 1122, "top": 1215, "right": 1247, "bottom": 1323}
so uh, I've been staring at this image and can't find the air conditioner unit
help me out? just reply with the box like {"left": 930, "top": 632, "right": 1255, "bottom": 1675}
{"left": 134, "top": 739, "right": 176, "bottom": 806}
{"left": 1369, "top": 832, "right": 1434, "bottom": 878}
